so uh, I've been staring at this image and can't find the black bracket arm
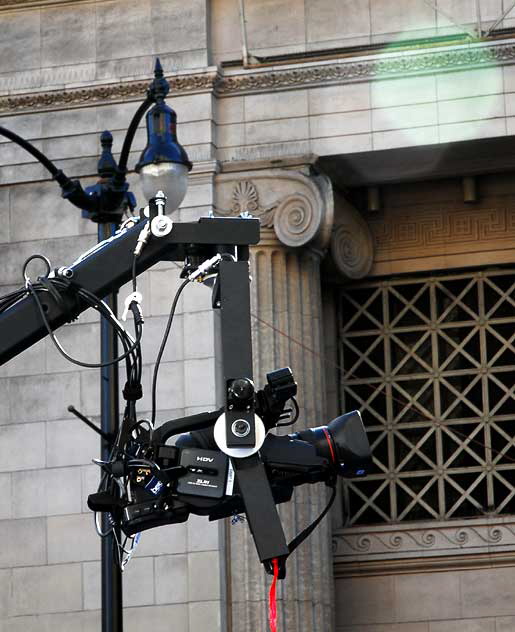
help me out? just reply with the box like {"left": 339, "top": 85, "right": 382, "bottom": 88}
{"left": 0, "top": 213, "right": 290, "bottom": 572}
{"left": 0, "top": 217, "right": 260, "bottom": 365}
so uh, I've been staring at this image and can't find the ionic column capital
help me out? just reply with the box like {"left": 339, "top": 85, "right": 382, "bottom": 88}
{"left": 215, "top": 168, "right": 374, "bottom": 279}
{"left": 214, "top": 168, "right": 333, "bottom": 251}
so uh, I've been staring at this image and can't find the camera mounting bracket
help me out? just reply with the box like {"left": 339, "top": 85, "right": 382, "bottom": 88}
{"left": 0, "top": 215, "right": 289, "bottom": 567}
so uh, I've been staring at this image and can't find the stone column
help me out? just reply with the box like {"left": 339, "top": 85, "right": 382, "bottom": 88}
{"left": 214, "top": 166, "right": 374, "bottom": 631}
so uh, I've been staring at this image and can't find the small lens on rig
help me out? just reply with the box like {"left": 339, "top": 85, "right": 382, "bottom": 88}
{"left": 232, "top": 419, "right": 251, "bottom": 438}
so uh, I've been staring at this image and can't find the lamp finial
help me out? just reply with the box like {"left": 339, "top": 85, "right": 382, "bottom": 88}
{"left": 154, "top": 57, "right": 164, "bottom": 79}
{"left": 148, "top": 57, "right": 169, "bottom": 102}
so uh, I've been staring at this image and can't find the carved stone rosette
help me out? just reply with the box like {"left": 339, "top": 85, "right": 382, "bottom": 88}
{"left": 215, "top": 168, "right": 373, "bottom": 631}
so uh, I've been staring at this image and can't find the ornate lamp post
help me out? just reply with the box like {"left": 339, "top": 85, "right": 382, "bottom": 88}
{"left": 0, "top": 59, "right": 192, "bottom": 632}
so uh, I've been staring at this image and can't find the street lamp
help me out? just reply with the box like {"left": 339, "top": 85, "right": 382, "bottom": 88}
{"left": 135, "top": 83, "right": 192, "bottom": 210}
{"left": 0, "top": 58, "right": 191, "bottom": 632}
{"left": 0, "top": 57, "right": 191, "bottom": 222}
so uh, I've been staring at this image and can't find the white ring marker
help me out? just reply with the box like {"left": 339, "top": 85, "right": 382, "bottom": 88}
{"left": 214, "top": 413, "right": 266, "bottom": 458}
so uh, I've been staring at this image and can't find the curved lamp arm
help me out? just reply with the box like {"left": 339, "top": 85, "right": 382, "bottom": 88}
{"left": 112, "top": 97, "right": 153, "bottom": 187}
{"left": 0, "top": 125, "right": 62, "bottom": 178}
{"left": 0, "top": 124, "right": 94, "bottom": 209}
{"left": 0, "top": 59, "right": 171, "bottom": 217}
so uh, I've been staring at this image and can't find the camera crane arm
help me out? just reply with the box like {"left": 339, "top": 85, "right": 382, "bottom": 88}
{"left": 0, "top": 215, "right": 290, "bottom": 570}
{"left": 0, "top": 217, "right": 256, "bottom": 364}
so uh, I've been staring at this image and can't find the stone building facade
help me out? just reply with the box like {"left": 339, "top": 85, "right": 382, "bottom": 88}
{"left": 3, "top": 1, "right": 515, "bottom": 631}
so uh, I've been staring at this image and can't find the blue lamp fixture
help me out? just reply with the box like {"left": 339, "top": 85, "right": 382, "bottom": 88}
{"left": 135, "top": 61, "right": 192, "bottom": 213}
{"left": 0, "top": 58, "right": 191, "bottom": 222}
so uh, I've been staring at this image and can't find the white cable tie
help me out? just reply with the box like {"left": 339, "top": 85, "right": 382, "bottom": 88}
{"left": 134, "top": 222, "right": 151, "bottom": 257}
{"left": 188, "top": 254, "right": 222, "bottom": 281}
{"left": 122, "top": 291, "right": 143, "bottom": 322}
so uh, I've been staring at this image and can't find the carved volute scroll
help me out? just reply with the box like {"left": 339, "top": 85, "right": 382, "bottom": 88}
{"left": 330, "top": 190, "right": 374, "bottom": 280}
{"left": 215, "top": 168, "right": 334, "bottom": 252}
{"left": 215, "top": 168, "right": 374, "bottom": 280}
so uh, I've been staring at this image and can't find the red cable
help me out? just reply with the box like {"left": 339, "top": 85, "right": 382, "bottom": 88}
{"left": 269, "top": 558, "right": 279, "bottom": 632}
{"left": 322, "top": 427, "right": 337, "bottom": 465}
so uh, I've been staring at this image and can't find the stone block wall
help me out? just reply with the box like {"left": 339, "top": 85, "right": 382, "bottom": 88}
{"left": 3, "top": 1, "right": 515, "bottom": 630}
{"left": 215, "top": 63, "right": 515, "bottom": 163}
{"left": 0, "top": 168, "right": 223, "bottom": 632}
{"left": 211, "top": 0, "right": 512, "bottom": 62}
{"left": 335, "top": 566, "right": 515, "bottom": 631}
{"left": 0, "top": 0, "right": 209, "bottom": 92}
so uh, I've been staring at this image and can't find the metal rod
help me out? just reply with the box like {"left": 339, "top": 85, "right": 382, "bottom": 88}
{"left": 485, "top": 0, "right": 515, "bottom": 36}
{"left": 422, "top": 0, "right": 477, "bottom": 38}
{"left": 99, "top": 222, "right": 123, "bottom": 632}
{"left": 238, "top": 0, "right": 250, "bottom": 66}
{"left": 67, "top": 405, "right": 112, "bottom": 442}
{"left": 475, "top": 0, "right": 483, "bottom": 36}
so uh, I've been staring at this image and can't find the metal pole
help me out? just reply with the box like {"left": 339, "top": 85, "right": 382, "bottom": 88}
{"left": 475, "top": 0, "right": 483, "bottom": 36}
{"left": 98, "top": 222, "right": 123, "bottom": 632}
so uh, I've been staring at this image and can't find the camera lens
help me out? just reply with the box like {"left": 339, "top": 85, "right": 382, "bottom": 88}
{"left": 232, "top": 419, "right": 251, "bottom": 437}
{"left": 291, "top": 410, "right": 371, "bottom": 477}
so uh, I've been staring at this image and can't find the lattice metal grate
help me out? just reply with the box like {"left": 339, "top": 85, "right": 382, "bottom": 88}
{"left": 339, "top": 269, "right": 515, "bottom": 526}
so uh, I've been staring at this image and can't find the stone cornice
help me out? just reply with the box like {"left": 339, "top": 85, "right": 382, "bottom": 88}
{"left": 222, "top": 39, "right": 515, "bottom": 94}
{"left": 335, "top": 550, "right": 515, "bottom": 578}
{"left": 2, "top": 38, "right": 515, "bottom": 113}
{"left": 233, "top": 38, "right": 515, "bottom": 92}
{"left": 0, "top": 70, "right": 220, "bottom": 113}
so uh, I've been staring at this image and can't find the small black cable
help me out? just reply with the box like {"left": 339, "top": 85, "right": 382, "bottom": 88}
{"left": 151, "top": 278, "right": 190, "bottom": 427}
{"left": 27, "top": 280, "right": 143, "bottom": 369}
{"left": 132, "top": 254, "right": 138, "bottom": 293}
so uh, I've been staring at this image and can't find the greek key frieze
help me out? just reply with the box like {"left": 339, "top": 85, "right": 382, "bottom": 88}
{"left": 369, "top": 207, "right": 515, "bottom": 253}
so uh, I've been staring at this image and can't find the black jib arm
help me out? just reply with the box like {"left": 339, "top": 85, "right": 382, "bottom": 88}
{"left": 0, "top": 215, "right": 290, "bottom": 567}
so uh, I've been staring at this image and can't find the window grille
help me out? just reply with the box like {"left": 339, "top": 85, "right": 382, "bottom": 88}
{"left": 339, "top": 269, "right": 515, "bottom": 526}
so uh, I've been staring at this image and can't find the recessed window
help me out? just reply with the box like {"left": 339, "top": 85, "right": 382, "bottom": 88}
{"left": 339, "top": 269, "right": 515, "bottom": 525}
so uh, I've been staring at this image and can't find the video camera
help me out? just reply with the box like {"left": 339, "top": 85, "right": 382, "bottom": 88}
{"left": 88, "top": 367, "right": 371, "bottom": 538}
{"left": 0, "top": 213, "right": 372, "bottom": 576}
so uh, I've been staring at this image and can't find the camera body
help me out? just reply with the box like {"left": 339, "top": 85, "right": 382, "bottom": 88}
{"left": 88, "top": 368, "right": 372, "bottom": 538}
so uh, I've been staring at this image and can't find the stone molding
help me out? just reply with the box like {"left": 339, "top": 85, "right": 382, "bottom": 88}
{"left": 333, "top": 516, "right": 515, "bottom": 566}
{"left": 3, "top": 38, "right": 515, "bottom": 113}
{"left": 221, "top": 38, "right": 515, "bottom": 94}
{"left": 0, "top": 70, "right": 220, "bottom": 113}
{"left": 214, "top": 168, "right": 334, "bottom": 251}
{"left": 334, "top": 550, "right": 515, "bottom": 578}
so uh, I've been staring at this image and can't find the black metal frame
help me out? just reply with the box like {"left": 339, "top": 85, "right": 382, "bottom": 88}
{"left": 0, "top": 215, "right": 289, "bottom": 566}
